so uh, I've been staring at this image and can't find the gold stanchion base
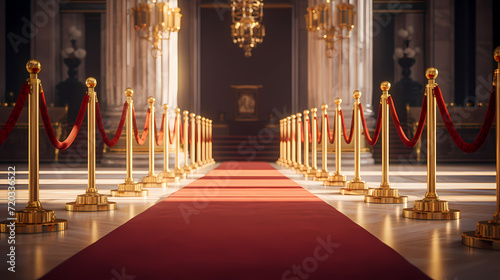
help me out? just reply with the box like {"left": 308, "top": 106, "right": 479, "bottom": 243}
{"left": 141, "top": 174, "right": 167, "bottom": 188}
{"left": 304, "top": 168, "right": 317, "bottom": 179}
{"left": 66, "top": 192, "right": 117, "bottom": 211}
{"left": 313, "top": 170, "right": 329, "bottom": 181}
{"left": 183, "top": 165, "right": 195, "bottom": 174}
{"left": 340, "top": 180, "right": 372, "bottom": 195}
{"left": 174, "top": 168, "right": 187, "bottom": 179}
{"left": 402, "top": 199, "right": 460, "bottom": 220}
{"left": 323, "top": 174, "right": 347, "bottom": 187}
{"left": 298, "top": 165, "right": 308, "bottom": 174}
{"left": 462, "top": 220, "right": 500, "bottom": 250}
{"left": 158, "top": 171, "right": 180, "bottom": 183}
{"left": 110, "top": 181, "right": 149, "bottom": 197}
{"left": 364, "top": 188, "right": 408, "bottom": 204}
{"left": 276, "top": 160, "right": 283, "bottom": 166}
{"left": 0, "top": 208, "right": 67, "bottom": 233}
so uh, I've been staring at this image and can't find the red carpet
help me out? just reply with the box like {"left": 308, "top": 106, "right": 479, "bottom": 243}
{"left": 41, "top": 162, "right": 429, "bottom": 280}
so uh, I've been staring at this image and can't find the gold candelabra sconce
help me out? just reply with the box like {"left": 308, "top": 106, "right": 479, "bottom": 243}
{"left": 305, "top": 1, "right": 355, "bottom": 58}
{"left": 132, "top": 0, "right": 182, "bottom": 58}
{"left": 231, "top": 0, "right": 265, "bottom": 58}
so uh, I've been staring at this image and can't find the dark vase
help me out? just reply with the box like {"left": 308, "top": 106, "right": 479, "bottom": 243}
{"left": 393, "top": 55, "right": 423, "bottom": 124}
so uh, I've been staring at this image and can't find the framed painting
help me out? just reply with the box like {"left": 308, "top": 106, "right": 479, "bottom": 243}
{"left": 232, "top": 85, "right": 262, "bottom": 121}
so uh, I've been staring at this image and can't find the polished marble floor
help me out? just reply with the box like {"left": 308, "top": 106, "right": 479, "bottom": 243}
{"left": 0, "top": 161, "right": 498, "bottom": 280}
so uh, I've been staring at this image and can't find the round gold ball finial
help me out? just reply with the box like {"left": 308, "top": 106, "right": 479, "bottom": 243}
{"left": 125, "top": 88, "right": 134, "bottom": 97}
{"left": 296, "top": 113, "right": 302, "bottom": 118}
{"left": 335, "top": 98, "right": 342, "bottom": 105}
{"left": 86, "top": 77, "right": 97, "bottom": 88}
{"left": 380, "top": 81, "right": 391, "bottom": 91}
{"left": 174, "top": 108, "right": 180, "bottom": 114}
{"left": 287, "top": 116, "right": 291, "bottom": 120}
{"left": 425, "top": 67, "right": 438, "bottom": 80}
{"left": 303, "top": 109, "right": 310, "bottom": 115}
{"left": 190, "top": 113, "right": 196, "bottom": 117}
{"left": 196, "top": 115, "right": 201, "bottom": 120}
{"left": 26, "top": 59, "right": 41, "bottom": 74}
{"left": 353, "top": 90, "right": 362, "bottom": 99}
{"left": 494, "top": 46, "right": 500, "bottom": 62}
{"left": 183, "top": 110, "right": 189, "bottom": 116}
{"left": 163, "top": 104, "right": 168, "bottom": 110}
{"left": 148, "top": 97, "right": 155, "bottom": 104}
{"left": 311, "top": 108, "right": 318, "bottom": 113}
{"left": 321, "top": 104, "right": 328, "bottom": 110}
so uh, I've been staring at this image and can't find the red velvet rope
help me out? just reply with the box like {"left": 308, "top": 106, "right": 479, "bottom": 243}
{"left": 300, "top": 119, "right": 304, "bottom": 143}
{"left": 180, "top": 119, "right": 184, "bottom": 144}
{"left": 0, "top": 83, "right": 30, "bottom": 145}
{"left": 132, "top": 105, "right": 149, "bottom": 145}
{"left": 388, "top": 95, "right": 426, "bottom": 148}
{"left": 315, "top": 117, "right": 321, "bottom": 144}
{"left": 340, "top": 109, "right": 355, "bottom": 144}
{"left": 326, "top": 114, "right": 334, "bottom": 144}
{"left": 168, "top": 117, "right": 177, "bottom": 145}
{"left": 40, "top": 90, "right": 88, "bottom": 150}
{"left": 434, "top": 86, "right": 495, "bottom": 153}
{"left": 307, "top": 118, "right": 312, "bottom": 144}
{"left": 359, "top": 103, "right": 382, "bottom": 146}
{"left": 96, "top": 102, "right": 127, "bottom": 147}
{"left": 154, "top": 113, "right": 165, "bottom": 146}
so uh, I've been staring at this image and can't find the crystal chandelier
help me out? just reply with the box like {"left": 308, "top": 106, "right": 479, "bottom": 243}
{"left": 231, "top": 0, "right": 265, "bottom": 58}
{"left": 132, "top": 0, "right": 182, "bottom": 58}
{"left": 305, "top": 0, "right": 355, "bottom": 58}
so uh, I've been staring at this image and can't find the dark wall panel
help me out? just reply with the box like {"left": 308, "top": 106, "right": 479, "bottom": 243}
{"left": 200, "top": 7, "right": 292, "bottom": 122}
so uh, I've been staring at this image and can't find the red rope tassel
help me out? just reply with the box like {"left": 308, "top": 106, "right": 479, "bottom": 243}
{"left": 359, "top": 103, "right": 382, "bottom": 146}
{"left": 434, "top": 86, "right": 495, "bottom": 153}
{"left": 96, "top": 101, "right": 127, "bottom": 147}
{"left": 0, "top": 83, "right": 30, "bottom": 145}
{"left": 388, "top": 95, "right": 426, "bottom": 148}
{"left": 155, "top": 113, "right": 165, "bottom": 146}
{"left": 132, "top": 105, "right": 149, "bottom": 145}
{"left": 340, "top": 109, "right": 355, "bottom": 144}
{"left": 40, "top": 90, "right": 88, "bottom": 150}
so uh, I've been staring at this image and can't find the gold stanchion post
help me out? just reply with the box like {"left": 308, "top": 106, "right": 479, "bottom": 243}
{"left": 201, "top": 117, "right": 207, "bottom": 167}
{"left": 277, "top": 119, "right": 283, "bottom": 165}
{"left": 173, "top": 108, "right": 186, "bottom": 178}
{"left": 402, "top": 68, "right": 460, "bottom": 219}
{"left": 158, "top": 104, "right": 180, "bottom": 183}
{"left": 296, "top": 113, "right": 303, "bottom": 173}
{"left": 0, "top": 60, "right": 67, "bottom": 233}
{"left": 286, "top": 116, "right": 292, "bottom": 167}
{"left": 196, "top": 115, "right": 203, "bottom": 168}
{"left": 141, "top": 97, "right": 166, "bottom": 187}
{"left": 340, "top": 91, "right": 372, "bottom": 195}
{"left": 306, "top": 109, "right": 319, "bottom": 178}
{"left": 365, "top": 82, "right": 407, "bottom": 203}
{"left": 111, "top": 88, "right": 148, "bottom": 196}
{"left": 291, "top": 115, "right": 297, "bottom": 169}
{"left": 463, "top": 47, "right": 500, "bottom": 249}
{"left": 300, "top": 111, "right": 311, "bottom": 174}
{"left": 209, "top": 119, "right": 215, "bottom": 164}
{"left": 324, "top": 98, "right": 347, "bottom": 186}
{"left": 189, "top": 113, "right": 198, "bottom": 170}
{"left": 66, "top": 78, "right": 118, "bottom": 210}
{"left": 315, "top": 104, "right": 329, "bottom": 181}
{"left": 182, "top": 110, "right": 193, "bottom": 173}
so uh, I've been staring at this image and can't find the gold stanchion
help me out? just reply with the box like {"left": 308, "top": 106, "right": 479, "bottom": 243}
{"left": 66, "top": 78, "right": 118, "bottom": 210}
{"left": 111, "top": 88, "right": 148, "bottom": 197}
{"left": 315, "top": 104, "right": 329, "bottom": 181}
{"left": 463, "top": 48, "right": 500, "bottom": 249}
{"left": 277, "top": 119, "right": 283, "bottom": 165}
{"left": 0, "top": 60, "right": 67, "bottom": 233}
{"left": 306, "top": 108, "right": 318, "bottom": 178}
{"left": 365, "top": 82, "right": 407, "bottom": 203}
{"left": 462, "top": 47, "right": 500, "bottom": 250}
{"left": 296, "top": 113, "right": 304, "bottom": 173}
{"left": 291, "top": 115, "right": 297, "bottom": 169}
{"left": 189, "top": 113, "right": 198, "bottom": 170}
{"left": 182, "top": 110, "right": 193, "bottom": 173}
{"left": 201, "top": 117, "right": 207, "bottom": 167}
{"left": 209, "top": 119, "right": 215, "bottom": 164}
{"left": 196, "top": 115, "right": 203, "bottom": 168}
{"left": 286, "top": 116, "right": 292, "bottom": 167}
{"left": 173, "top": 108, "right": 186, "bottom": 178}
{"left": 141, "top": 97, "right": 166, "bottom": 188}
{"left": 300, "top": 111, "right": 311, "bottom": 174}
{"left": 324, "top": 98, "right": 347, "bottom": 186}
{"left": 403, "top": 68, "right": 460, "bottom": 219}
{"left": 341, "top": 91, "right": 371, "bottom": 195}
{"left": 158, "top": 104, "right": 179, "bottom": 183}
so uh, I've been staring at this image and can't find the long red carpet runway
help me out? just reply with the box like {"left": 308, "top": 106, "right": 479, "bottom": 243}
{"left": 41, "top": 162, "right": 429, "bottom": 280}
